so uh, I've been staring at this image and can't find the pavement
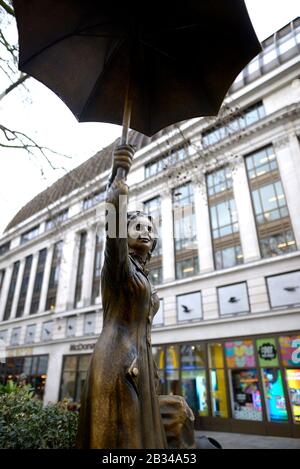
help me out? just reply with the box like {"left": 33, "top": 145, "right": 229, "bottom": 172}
{"left": 195, "top": 431, "right": 300, "bottom": 449}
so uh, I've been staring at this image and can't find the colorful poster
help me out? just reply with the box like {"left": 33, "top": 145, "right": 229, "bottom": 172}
{"left": 279, "top": 336, "right": 300, "bottom": 366}
{"left": 225, "top": 340, "right": 255, "bottom": 368}
{"left": 262, "top": 369, "right": 288, "bottom": 422}
{"left": 257, "top": 338, "right": 279, "bottom": 367}
{"left": 286, "top": 369, "right": 300, "bottom": 423}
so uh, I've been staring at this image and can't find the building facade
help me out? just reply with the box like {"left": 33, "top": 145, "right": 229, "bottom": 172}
{"left": 1, "top": 19, "right": 300, "bottom": 437}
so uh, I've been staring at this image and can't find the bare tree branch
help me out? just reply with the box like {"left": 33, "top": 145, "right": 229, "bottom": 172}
{"left": 0, "top": 73, "right": 29, "bottom": 100}
{"left": 0, "top": 0, "right": 14, "bottom": 17}
{"left": 0, "top": 124, "right": 72, "bottom": 170}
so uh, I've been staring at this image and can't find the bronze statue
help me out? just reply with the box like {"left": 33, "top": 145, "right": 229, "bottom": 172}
{"left": 76, "top": 144, "right": 167, "bottom": 449}
{"left": 76, "top": 145, "right": 221, "bottom": 450}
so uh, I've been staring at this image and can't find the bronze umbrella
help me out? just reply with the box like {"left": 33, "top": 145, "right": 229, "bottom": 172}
{"left": 13, "top": 0, "right": 261, "bottom": 143}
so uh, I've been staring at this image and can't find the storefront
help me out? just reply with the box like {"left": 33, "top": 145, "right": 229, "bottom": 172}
{"left": 59, "top": 331, "right": 300, "bottom": 437}
{"left": 152, "top": 332, "right": 300, "bottom": 437}
{"left": 0, "top": 354, "right": 49, "bottom": 399}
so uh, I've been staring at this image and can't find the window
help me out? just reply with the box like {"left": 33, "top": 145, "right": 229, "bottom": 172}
{"left": 92, "top": 233, "right": 103, "bottom": 304}
{"left": 0, "top": 355, "right": 48, "bottom": 399}
{"left": 21, "top": 225, "right": 39, "bottom": 244}
{"left": 74, "top": 232, "right": 87, "bottom": 306}
{"left": 83, "top": 191, "right": 105, "bottom": 210}
{"left": 202, "top": 102, "right": 265, "bottom": 147}
{"left": 173, "top": 183, "right": 199, "bottom": 279}
{"left": 30, "top": 248, "right": 47, "bottom": 315}
{"left": 3, "top": 261, "right": 20, "bottom": 321}
{"left": 0, "top": 330, "right": 8, "bottom": 345}
{"left": 166, "top": 345, "right": 180, "bottom": 395}
{"left": 207, "top": 167, "right": 243, "bottom": 270}
{"left": 144, "top": 197, "right": 162, "bottom": 285}
{"left": 16, "top": 255, "right": 33, "bottom": 318}
{"left": 181, "top": 344, "right": 208, "bottom": 417}
{"left": 84, "top": 312, "right": 96, "bottom": 335}
{"left": 245, "top": 146, "right": 296, "bottom": 258}
{"left": 177, "top": 292, "right": 202, "bottom": 322}
{"left": 267, "top": 271, "right": 300, "bottom": 309}
{"left": 218, "top": 282, "right": 250, "bottom": 316}
{"left": 41, "top": 322, "right": 53, "bottom": 342}
{"left": 60, "top": 354, "right": 91, "bottom": 402}
{"left": 66, "top": 316, "right": 76, "bottom": 338}
{"left": 208, "top": 343, "right": 229, "bottom": 418}
{"left": 46, "top": 241, "right": 63, "bottom": 311}
{"left": 25, "top": 324, "right": 36, "bottom": 344}
{"left": 11, "top": 327, "right": 21, "bottom": 346}
{"left": 225, "top": 340, "right": 263, "bottom": 421}
{"left": 45, "top": 209, "right": 68, "bottom": 231}
{"left": 0, "top": 269, "right": 5, "bottom": 298}
{"left": 145, "top": 144, "right": 190, "bottom": 179}
{"left": 0, "top": 241, "right": 10, "bottom": 257}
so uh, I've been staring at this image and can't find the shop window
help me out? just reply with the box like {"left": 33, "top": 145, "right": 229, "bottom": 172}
{"left": 75, "top": 355, "right": 91, "bottom": 402}
{"left": 182, "top": 369, "right": 208, "bottom": 417}
{"left": 0, "top": 355, "right": 48, "bottom": 399}
{"left": 181, "top": 345, "right": 208, "bottom": 416}
{"left": 210, "top": 369, "right": 228, "bottom": 418}
{"left": 218, "top": 283, "right": 250, "bottom": 316}
{"left": 286, "top": 369, "right": 300, "bottom": 424}
{"left": 208, "top": 343, "right": 229, "bottom": 418}
{"left": 166, "top": 345, "right": 180, "bottom": 395}
{"left": 152, "top": 345, "right": 165, "bottom": 370}
{"left": 225, "top": 340, "right": 256, "bottom": 368}
{"left": 60, "top": 354, "right": 92, "bottom": 402}
{"left": 60, "top": 356, "right": 77, "bottom": 400}
{"left": 177, "top": 292, "right": 202, "bottom": 322}
{"left": 229, "top": 369, "right": 263, "bottom": 421}
{"left": 209, "top": 343, "right": 225, "bottom": 368}
{"left": 262, "top": 369, "right": 288, "bottom": 422}
{"left": 279, "top": 335, "right": 300, "bottom": 366}
{"left": 267, "top": 271, "right": 300, "bottom": 308}
{"left": 181, "top": 344, "right": 205, "bottom": 369}
{"left": 152, "top": 299, "right": 164, "bottom": 327}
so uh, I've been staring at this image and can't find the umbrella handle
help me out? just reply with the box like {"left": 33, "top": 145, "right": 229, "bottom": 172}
{"left": 120, "top": 81, "right": 132, "bottom": 146}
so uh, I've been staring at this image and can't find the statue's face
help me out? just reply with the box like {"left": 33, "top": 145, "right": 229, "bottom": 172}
{"left": 127, "top": 215, "right": 155, "bottom": 256}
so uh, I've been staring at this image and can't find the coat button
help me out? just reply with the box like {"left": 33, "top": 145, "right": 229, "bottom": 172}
{"left": 132, "top": 367, "right": 139, "bottom": 377}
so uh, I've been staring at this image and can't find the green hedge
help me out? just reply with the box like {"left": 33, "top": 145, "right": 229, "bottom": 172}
{"left": 0, "top": 385, "right": 79, "bottom": 449}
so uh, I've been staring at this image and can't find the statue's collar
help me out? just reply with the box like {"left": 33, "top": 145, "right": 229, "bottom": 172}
{"left": 129, "top": 253, "right": 149, "bottom": 277}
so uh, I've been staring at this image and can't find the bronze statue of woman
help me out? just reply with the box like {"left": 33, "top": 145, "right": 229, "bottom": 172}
{"left": 76, "top": 144, "right": 167, "bottom": 449}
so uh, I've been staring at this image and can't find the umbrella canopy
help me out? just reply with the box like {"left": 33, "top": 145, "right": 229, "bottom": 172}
{"left": 13, "top": 0, "right": 261, "bottom": 138}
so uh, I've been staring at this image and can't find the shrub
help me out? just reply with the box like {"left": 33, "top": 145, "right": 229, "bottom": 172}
{"left": 0, "top": 385, "right": 79, "bottom": 449}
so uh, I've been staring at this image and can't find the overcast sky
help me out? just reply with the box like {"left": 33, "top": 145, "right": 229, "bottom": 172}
{"left": 0, "top": 0, "right": 299, "bottom": 235}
